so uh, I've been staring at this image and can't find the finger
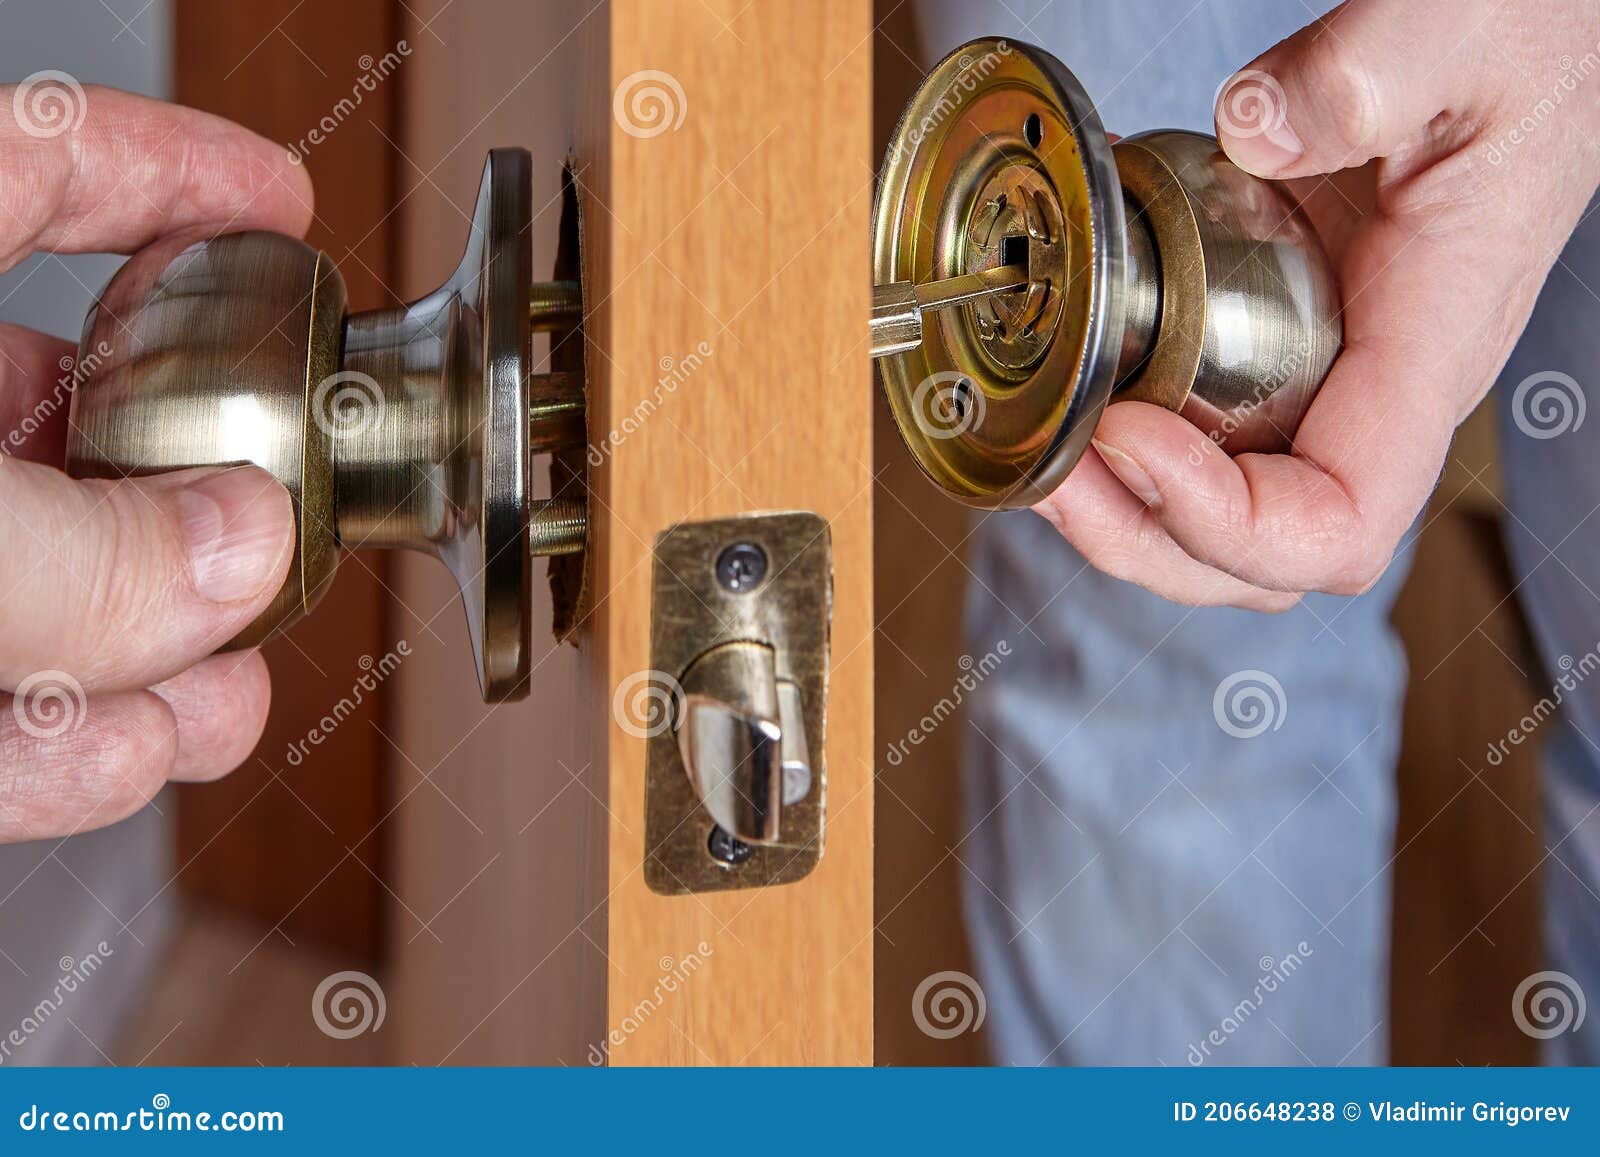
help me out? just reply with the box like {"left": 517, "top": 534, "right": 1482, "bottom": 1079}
{"left": 0, "top": 83, "right": 314, "bottom": 272}
{"left": 1034, "top": 444, "right": 1303, "bottom": 613}
{"left": 1213, "top": 0, "right": 1489, "bottom": 178}
{"left": 150, "top": 650, "right": 272, "bottom": 782}
{"left": 1090, "top": 331, "right": 1450, "bottom": 597}
{"left": 0, "top": 461, "right": 294, "bottom": 692}
{"left": 0, "top": 324, "right": 73, "bottom": 465}
{"left": 0, "top": 683, "right": 176, "bottom": 842}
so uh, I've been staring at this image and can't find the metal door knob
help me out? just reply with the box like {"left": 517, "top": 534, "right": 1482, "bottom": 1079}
{"left": 871, "top": 39, "right": 1342, "bottom": 508}
{"left": 65, "top": 148, "right": 586, "bottom": 702}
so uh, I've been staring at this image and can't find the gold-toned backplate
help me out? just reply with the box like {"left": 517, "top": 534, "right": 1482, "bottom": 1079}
{"left": 644, "top": 513, "right": 831, "bottom": 895}
{"left": 872, "top": 38, "right": 1127, "bottom": 508}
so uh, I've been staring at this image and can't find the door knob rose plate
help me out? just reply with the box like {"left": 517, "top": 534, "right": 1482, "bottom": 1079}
{"left": 872, "top": 38, "right": 1342, "bottom": 509}
{"left": 66, "top": 148, "right": 586, "bottom": 702}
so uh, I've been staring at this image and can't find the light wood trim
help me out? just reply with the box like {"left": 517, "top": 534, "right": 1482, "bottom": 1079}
{"left": 601, "top": 0, "right": 876, "bottom": 1065}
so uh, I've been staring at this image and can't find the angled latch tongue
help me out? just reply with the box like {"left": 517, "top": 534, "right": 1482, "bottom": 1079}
{"left": 675, "top": 640, "right": 811, "bottom": 847}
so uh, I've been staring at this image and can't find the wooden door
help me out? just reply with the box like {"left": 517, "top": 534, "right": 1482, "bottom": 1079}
{"left": 386, "top": 0, "right": 876, "bottom": 1065}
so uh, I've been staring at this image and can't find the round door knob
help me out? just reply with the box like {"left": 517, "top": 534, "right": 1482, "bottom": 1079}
{"left": 872, "top": 38, "right": 1342, "bottom": 509}
{"left": 65, "top": 148, "right": 586, "bottom": 701}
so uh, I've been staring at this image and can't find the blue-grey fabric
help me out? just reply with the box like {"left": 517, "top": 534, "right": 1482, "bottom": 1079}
{"left": 911, "top": 0, "right": 1599, "bottom": 1066}
{"left": 1495, "top": 194, "right": 1600, "bottom": 1066}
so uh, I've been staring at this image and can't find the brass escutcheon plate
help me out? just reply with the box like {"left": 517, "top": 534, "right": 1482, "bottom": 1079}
{"left": 873, "top": 38, "right": 1128, "bottom": 509}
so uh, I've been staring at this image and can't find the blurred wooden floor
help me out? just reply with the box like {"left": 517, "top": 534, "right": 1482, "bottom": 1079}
{"left": 116, "top": 903, "right": 385, "bottom": 1066}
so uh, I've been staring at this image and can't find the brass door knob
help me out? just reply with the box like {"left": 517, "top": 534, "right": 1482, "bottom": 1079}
{"left": 66, "top": 148, "right": 586, "bottom": 702}
{"left": 871, "top": 38, "right": 1341, "bottom": 508}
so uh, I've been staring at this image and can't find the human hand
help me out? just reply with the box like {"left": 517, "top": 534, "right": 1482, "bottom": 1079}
{"left": 0, "top": 82, "right": 313, "bottom": 841}
{"left": 1035, "top": 0, "right": 1600, "bottom": 612}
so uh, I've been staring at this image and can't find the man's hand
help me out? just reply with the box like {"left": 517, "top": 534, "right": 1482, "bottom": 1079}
{"left": 1036, "top": 0, "right": 1600, "bottom": 612}
{"left": 0, "top": 83, "right": 312, "bottom": 841}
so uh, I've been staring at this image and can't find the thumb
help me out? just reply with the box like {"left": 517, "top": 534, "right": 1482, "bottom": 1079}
{"left": 1213, "top": 0, "right": 1479, "bottom": 178}
{"left": 0, "top": 461, "right": 294, "bottom": 691}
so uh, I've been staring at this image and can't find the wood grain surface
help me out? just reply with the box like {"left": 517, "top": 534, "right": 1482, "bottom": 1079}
{"left": 600, "top": 0, "right": 876, "bottom": 1065}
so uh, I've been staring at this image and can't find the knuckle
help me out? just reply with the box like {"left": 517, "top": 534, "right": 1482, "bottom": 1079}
{"left": 1329, "top": 541, "right": 1394, "bottom": 596}
{"left": 78, "top": 482, "right": 185, "bottom": 638}
{"left": 0, "top": 694, "right": 176, "bottom": 837}
{"left": 1298, "top": 38, "right": 1384, "bottom": 156}
{"left": 1254, "top": 591, "right": 1305, "bottom": 615}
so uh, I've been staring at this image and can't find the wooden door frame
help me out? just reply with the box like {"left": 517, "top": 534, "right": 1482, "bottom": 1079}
{"left": 596, "top": 0, "right": 875, "bottom": 1066}
{"left": 383, "top": 0, "right": 876, "bottom": 1066}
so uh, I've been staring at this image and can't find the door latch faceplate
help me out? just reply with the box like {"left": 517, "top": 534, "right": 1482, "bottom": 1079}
{"left": 644, "top": 512, "right": 831, "bottom": 895}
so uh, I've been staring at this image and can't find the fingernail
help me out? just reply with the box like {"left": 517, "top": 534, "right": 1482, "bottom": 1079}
{"left": 1092, "top": 439, "right": 1162, "bottom": 509}
{"left": 1215, "top": 71, "right": 1304, "bottom": 175}
{"left": 179, "top": 467, "right": 293, "bottom": 604}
